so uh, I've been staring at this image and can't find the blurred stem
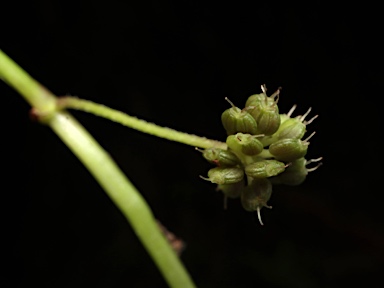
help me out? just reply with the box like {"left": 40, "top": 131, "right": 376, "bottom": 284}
{"left": 58, "top": 96, "right": 227, "bottom": 149}
{"left": 0, "top": 50, "right": 196, "bottom": 288}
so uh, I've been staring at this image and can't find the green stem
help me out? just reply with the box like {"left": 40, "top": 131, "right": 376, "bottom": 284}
{"left": 0, "top": 50, "right": 196, "bottom": 288}
{"left": 58, "top": 96, "right": 227, "bottom": 149}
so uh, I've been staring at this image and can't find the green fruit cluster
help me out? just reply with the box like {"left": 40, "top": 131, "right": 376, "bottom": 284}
{"left": 200, "top": 85, "right": 322, "bottom": 225}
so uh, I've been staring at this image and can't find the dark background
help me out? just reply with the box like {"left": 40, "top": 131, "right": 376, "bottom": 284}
{"left": 1, "top": 1, "right": 383, "bottom": 287}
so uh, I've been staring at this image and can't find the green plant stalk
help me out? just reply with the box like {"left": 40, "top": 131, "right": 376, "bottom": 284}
{"left": 58, "top": 96, "right": 227, "bottom": 149}
{"left": 0, "top": 50, "right": 196, "bottom": 288}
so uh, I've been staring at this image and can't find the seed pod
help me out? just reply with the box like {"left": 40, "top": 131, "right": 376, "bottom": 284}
{"left": 217, "top": 178, "right": 246, "bottom": 209}
{"left": 275, "top": 170, "right": 307, "bottom": 186}
{"left": 244, "top": 160, "right": 286, "bottom": 178}
{"left": 272, "top": 157, "right": 323, "bottom": 186}
{"left": 200, "top": 148, "right": 240, "bottom": 167}
{"left": 269, "top": 138, "right": 308, "bottom": 162}
{"left": 245, "top": 85, "right": 281, "bottom": 136}
{"left": 245, "top": 93, "right": 274, "bottom": 108}
{"left": 279, "top": 113, "right": 290, "bottom": 125}
{"left": 247, "top": 104, "right": 281, "bottom": 136}
{"left": 269, "top": 131, "right": 315, "bottom": 162}
{"left": 270, "top": 157, "right": 306, "bottom": 185}
{"left": 226, "top": 133, "right": 264, "bottom": 156}
{"left": 277, "top": 106, "right": 318, "bottom": 140}
{"left": 221, "top": 98, "right": 258, "bottom": 135}
{"left": 245, "top": 84, "right": 280, "bottom": 108}
{"left": 217, "top": 179, "right": 245, "bottom": 199}
{"left": 201, "top": 167, "right": 244, "bottom": 185}
{"left": 241, "top": 178, "right": 272, "bottom": 225}
{"left": 257, "top": 113, "right": 292, "bottom": 147}
{"left": 277, "top": 117, "right": 306, "bottom": 140}
{"left": 256, "top": 107, "right": 280, "bottom": 136}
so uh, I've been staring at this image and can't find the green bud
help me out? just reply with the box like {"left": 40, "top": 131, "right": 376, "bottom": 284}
{"left": 244, "top": 160, "right": 286, "bottom": 178}
{"left": 245, "top": 86, "right": 281, "bottom": 135}
{"left": 201, "top": 167, "right": 244, "bottom": 185}
{"left": 217, "top": 178, "right": 246, "bottom": 209}
{"left": 241, "top": 178, "right": 272, "bottom": 225}
{"left": 274, "top": 158, "right": 307, "bottom": 186}
{"left": 271, "top": 157, "right": 322, "bottom": 186}
{"left": 279, "top": 113, "right": 291, "bottom": 125}
{"left": 277, "top": 117, "right": 306, "bottom": 140}
{"left": 217, "top": 179, "right": 245, "bottom": 199}
{"left": 248, "top": 104, "right": 281, "bottom": 136}
{"left": 277, "top": 106, "right": 318, "bottom": 140}
{"left": 269, "top": 132, "right": 315, "bottom": 162}
{"left": 199, "top": 148, "right": 240, "bottom": 167}
{"left": 245, "top": 93, "right": 274, "bottom": 108}
{"left": 221, "top": 98, "right": 258, "bottom": 135}
{"left": 269, "top": 138, "right": 308, "bottom": 162}
{"left": 226, "top": 133, "right": 264, "bottom": 156}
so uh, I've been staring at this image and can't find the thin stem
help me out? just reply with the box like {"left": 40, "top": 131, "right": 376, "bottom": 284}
{"left": 58, "top": 96, "right": 227, "bottom": 150}
{"left": 0, "top": 50, "right": 196, "bottom": 288}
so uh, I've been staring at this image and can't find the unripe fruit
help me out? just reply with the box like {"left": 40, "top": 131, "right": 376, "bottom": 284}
{"left": 246, "top": 85, "right": 281, "bottom": 135}
{"left": 217, "top": 179, "right": 245, "bottom": 199}
{"left": 276, "top": 107, "right": 318, "bottom": 140}
{"left": 271, "top": 157, "right": 322, "bottom": 186}
{"left": 241, "top": 178, "right": 272, "bottom": 225}
{"left": 226, "top": 133, "right": 264, "bottom": 156}
{"left": 277, "top": 117, "right": 306, "bottom": 140}
{"left": 245, "top": 160, "right": 286, "bottom": 178}
{"left": 245, "top": 93, "right": 274, "bottom": 108}
{"left": 269, "top": 132, "right": 315, "bottom": 162}
{"left": 199, "top": 148, "right": 240, "bottom": 167}
{"left": 221, "top": 98, "right": 258, "bottom": 135}
{"left": 201, "top": 167, "right": 244, "bottom": 185}
{"left": 269, "top": 138, "right": 308, "bottom": 162}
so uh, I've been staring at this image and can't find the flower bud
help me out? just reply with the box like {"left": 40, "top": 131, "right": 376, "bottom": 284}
{"left": 217, "top": 179, "right": 245, "bottom": 199}
{"left": 244, "top": 160, "right": 286, "bottom": 178}
{"left": 271, "top": 157, "right": 322, "bottom": 186}
{"left": 269, "top": 132, "right": 315, "bottom": 162}
{"left": 249, "top": 104, "right": 281, "bottom": 136}
{"left": 226, "top": 133, "right": 264, "bottom": 156}
{"left": 277, "top": 117, "right": 306, "bottom": 140}
{"left": 221, "top": 98, "right": 258, "bottom": 135}
{"left": 200, "top": 148, "right": 240, "bottom": 167}
{"left": 201, "top": 167, "right": 244, "bottom": 185}
{"left": 246, "top": 87, "right": 280, "bottom": 135}
{"left": 277, "top": 106, "right": 318, "bottom": 140}
{"left": 279, "top": 113, "right": 291, "bottom": 125}
{"left": 245, "top": 93, "right": 274, "bottom": 108}
{"left": 273, "top": 158, "right": 307, "bottom": 186}
{"left": 268, "top": 138, "right": 308, "bottom": 162}
{"left": 241, "top": 178, "right": 272, "bottom": 225}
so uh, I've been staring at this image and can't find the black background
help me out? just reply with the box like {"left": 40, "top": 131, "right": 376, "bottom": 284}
{"left": 1, "top": 1, "right": 383, "bottom": 287}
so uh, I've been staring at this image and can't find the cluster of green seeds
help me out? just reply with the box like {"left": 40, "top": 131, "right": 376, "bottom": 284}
{"left": 199, "top": 85, "right": 322, "bottom": 225}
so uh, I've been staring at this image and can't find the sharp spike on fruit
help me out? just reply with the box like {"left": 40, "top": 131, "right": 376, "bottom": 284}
{"left": 304, "top": 114, "right": 318, "bottom": 125}
{"left": 224, "top": 97, "right": 236, "bottom": 108}
{"left": 261, "top": 84, "right": 267, "bottom": 94}
{"left": 306, "top": 157, "right": 323, "bottom": 165}
{"left": 300, "top": 107, "right": 312, "bottom": 122}
{"left": 287, "top": 104, "right": 297, "bottom": 117}
{"left": 307, "top": 162, "right": 323, "bottom": 172}
{"left": 303, "top": 131, "right": 316, "bottom": 142}
{"left": 257, "top": 206, "right": 264, "bottom": 226}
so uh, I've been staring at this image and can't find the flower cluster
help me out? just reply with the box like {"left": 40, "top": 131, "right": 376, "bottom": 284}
{"left": 200, "top": 85, "right": 322, "bottom": 225}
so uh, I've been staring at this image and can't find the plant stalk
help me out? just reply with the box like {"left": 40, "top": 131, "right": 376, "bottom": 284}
{"left": 0, "top": 49, "right": 196, "bottom": 288}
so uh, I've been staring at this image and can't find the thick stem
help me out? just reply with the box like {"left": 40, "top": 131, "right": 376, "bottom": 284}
{"left": 50, "top": 112, "right": 196, "bottom": 288}
{"left": 0, "top": 50, "right": 196, "bottom": 288}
